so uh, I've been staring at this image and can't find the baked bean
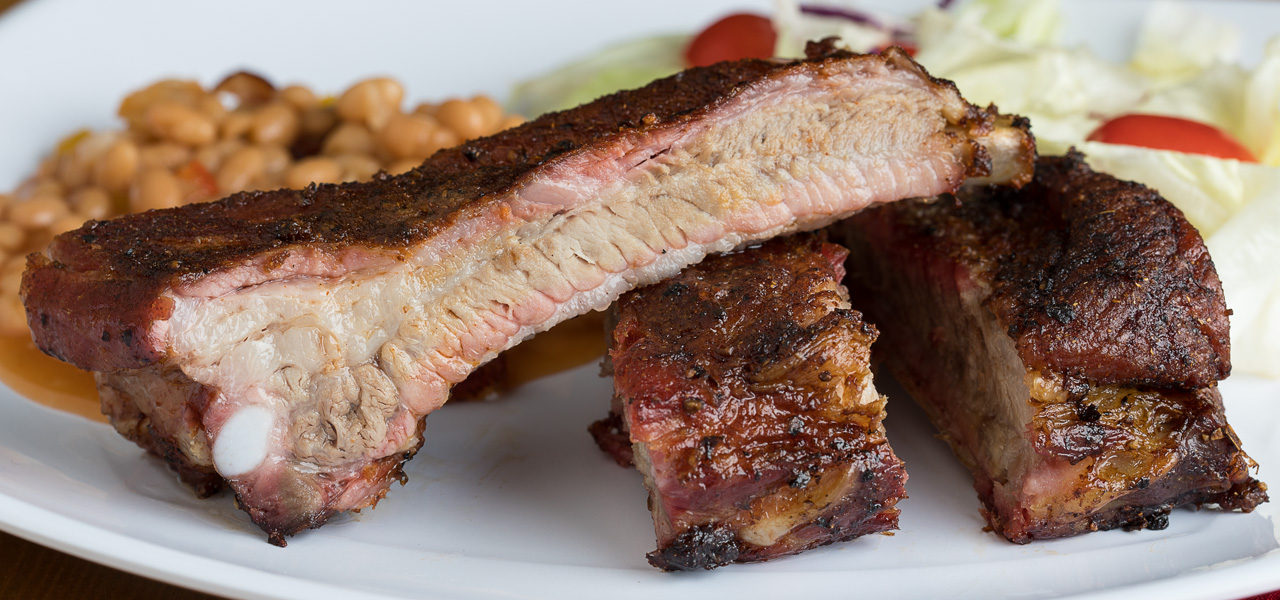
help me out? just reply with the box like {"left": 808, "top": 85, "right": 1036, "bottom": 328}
{"left": 5, "top": 73, "right": 530, "bottom": 327}
{"left": 0, "top": 257, "right": 27, "bottom": 312}
{"left": 335, "top": 153, "right": 381, "bottom": 181}
{"left": 146, "top": 100, "right": 217, "bottom": 146}
{"left": 3, "top": 72, "right": 532, "bottom": 336}
{"left": 322, "top": 122, "right": 375, "bottom": 156}
{"left": 387, "top": 158, "right": 420, "bottom": 175}
{"left": 251, "top": 102, "right": 300, "bottom": 146}
{"left": 194, "top": 139, "right": 243, "bottom": 173}
{"left": 130, "top": 168, "right": 183, "bottom": 212}
{"left": 30, "top": 177, "right": 63, "bottom": 198}
{"left": 298, "top": 105, "right": 338, "bottom": 140}
{"left": 378, "top": 113, "right": 440, "bottom": 160}
{"left": 0, "top": 298, "right": 26, "bottom": 336}
{"left": 139, "top": 142, "right": 192, "bottom": 170}
{"left": 214, "top": 71, "right": 276, "bottom": 108}
{"left": 56, "top": 152, "right": 93, "bottom": 189}
{"left": 336, "top": 78, "right": 403, "bottom": 130}
{"left": 216, "top": 146, "right": 266, "bottom": 194}
{"left": 50, "top": 214, "right": 87, "bottom": 236}
{"left": 413, "top": 102, "right": 437, "bottom": 117}
{"left": 248, "top": 178, "right": 280, "bottom": 194}
{"left": 285, "top": 157, "right": 342, "bottom": 188}
{"left": 94, "top": 138, "right": 140, "bottom": 194}
{"left": 431, "top": 127, "right": 461, "bottom": 152}
{"left": 500, "top": 115, "right": 525, "bottom": 130}
{"left": 471, "top": 95, "right": 504, "bottom": 132}
{"left": 281, "top": 85, "right": 317, "bottom": 110}
{"left": 17, "top": 179, "right": 64, "bottom": 201}
{"left": 220, "top": 110, "right": 254, "bottom": 140}
{"left": 0, "top": 223, "right": 24, "bottom": 251}
{"left": 118, "top": 79, "right": 205, "bottom": 129}
{"left": 9, "top": 193, "right": 68, "bottom": 229}
{"left": 0, "top": 269, "right": 21, "bottom": 296}
{"left": 35, "top": 157, "right": 58, "bottom": 180}
{"left": 70, "top": 187, "right": 113, "bottom": 220}
{"left": 260, "top": 144, "right": 292, "bottom": 179}
{"left": 1, "top": 256, "right": 24, "bottom": 279}
{"left": 436, "top": 98, "right": 487, "bottom": 140}
{"left": 198, "top": 94, "right": 229, "bottom": 123}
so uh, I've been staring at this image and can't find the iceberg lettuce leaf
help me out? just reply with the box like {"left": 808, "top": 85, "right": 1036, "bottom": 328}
{"left": 961, "top": 0, "right": 1062, "bottom": 45}
{"left": 772, "top": 0, "right": 893, "bottom": 58}
{"left": 1206, "top": 188, "right": 1280, "bottom": 379}
{"left": 507, "top": 34, "right": 688, "bottom": 119}
{"left": 1131, "top": 0, "right": 1240, "bottom": 84}
{"left": 914, "top": 3, "right": 1144, "bottom": 145}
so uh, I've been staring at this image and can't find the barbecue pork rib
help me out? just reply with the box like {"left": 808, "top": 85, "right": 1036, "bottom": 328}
{"left": 593, "top": 233, "right": 906, "bottom": 571}
{"left": 833, "top": 153, "right": 1266, "bottom": 542}
{"left": 22, "top": 44, "right": 1032, "bottom": 544}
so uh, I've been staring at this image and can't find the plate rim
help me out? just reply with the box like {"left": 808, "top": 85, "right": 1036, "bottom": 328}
{"left": 0, "top": 0, "right": 1277, "bottom": 598}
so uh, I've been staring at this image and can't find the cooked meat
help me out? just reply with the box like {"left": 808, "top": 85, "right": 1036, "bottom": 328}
{"left": 597, "top": 234, "right": 906, "bottom": 570}
{"left": 21, "top": 43, "right": 1032, "bottom": 544}
{"left": 97, "top": 365, "right": 224, "bottom": 498}
{"left": 833, "top": 152, "right": 1267, "bottom": 543}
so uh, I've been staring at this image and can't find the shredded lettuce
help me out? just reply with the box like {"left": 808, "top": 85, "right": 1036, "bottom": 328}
{"left": 915, "top": 2, "right": 1143, "bottom": 142}
{"left": 1130, "top": 65, "right": 1250, "bottom": 140}
{"left": 962, "top": 0, "right": 1061, "bottom": 45}
{"left": 772, "top": 1, "right": 896, "bottom": 58}
{"left": 913, "top": 0, "right": 1280, "bottom": 169}
{"left": 1205, "top": 188, "right": 1280, "bottom": 379}
{"left": 1243, "top": 39, "right": 1280, "bottom": 165}
{"left": 506, "top": 34, "right": 688, "bottom": 119}
{"left": 913, "top": 3, "right": 1144, "bottom": 149}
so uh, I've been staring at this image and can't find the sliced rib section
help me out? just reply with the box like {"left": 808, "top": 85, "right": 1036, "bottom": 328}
{"left": 834, "top": 153, "right": 1266, "bottom": 542}
{"left": 597, "top": 234, "right": 906, "bottom": 570}
{"left": 22, "top": 44, "right": 1030, "bottom": 543}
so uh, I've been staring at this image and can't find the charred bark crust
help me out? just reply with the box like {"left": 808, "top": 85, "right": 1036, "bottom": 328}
{"left": 604, "top": 234, "right": 906, "bottom": 569}
{"left": 834, "top": 153, "right": 1266, "bottom": 543}
{"left": 647, "top": 525, "right": 742, "bottom": 571}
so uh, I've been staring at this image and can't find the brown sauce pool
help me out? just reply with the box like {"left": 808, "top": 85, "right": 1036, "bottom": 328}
{"left": 0, "top": 335, "right": 104, "bottom": 422}
{"left": 0, "top": 312, "right": 607, "bottom": 423}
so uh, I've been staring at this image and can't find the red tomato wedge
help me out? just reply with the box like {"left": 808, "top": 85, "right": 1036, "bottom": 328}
{"left": 685, "top": 13, "right": 777, "bottom": 68}
{"left": 1086, "top": 114, "right": 1258, "bottom": 162}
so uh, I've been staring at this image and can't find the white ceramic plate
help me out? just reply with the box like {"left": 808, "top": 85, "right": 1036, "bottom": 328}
{"left": 0, "top": 1, "right": 1277, "bottom": 599}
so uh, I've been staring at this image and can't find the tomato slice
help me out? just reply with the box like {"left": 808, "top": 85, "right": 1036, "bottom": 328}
{"left": 684, "top": 13, "right": 777, "bottom": 68}
{"left": 1086, "top": 114, "right": 1258, "bottom": 162}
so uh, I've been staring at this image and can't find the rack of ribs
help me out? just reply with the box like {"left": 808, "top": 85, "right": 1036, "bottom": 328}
{"left": 21, "top": 42, "right": 1032, "bottom": 544}
{"left": 832, "top": 152, "right": 1267, "bottom": 542}
{"left": 593, "top": 233, "right": 906, "bottom": 570}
